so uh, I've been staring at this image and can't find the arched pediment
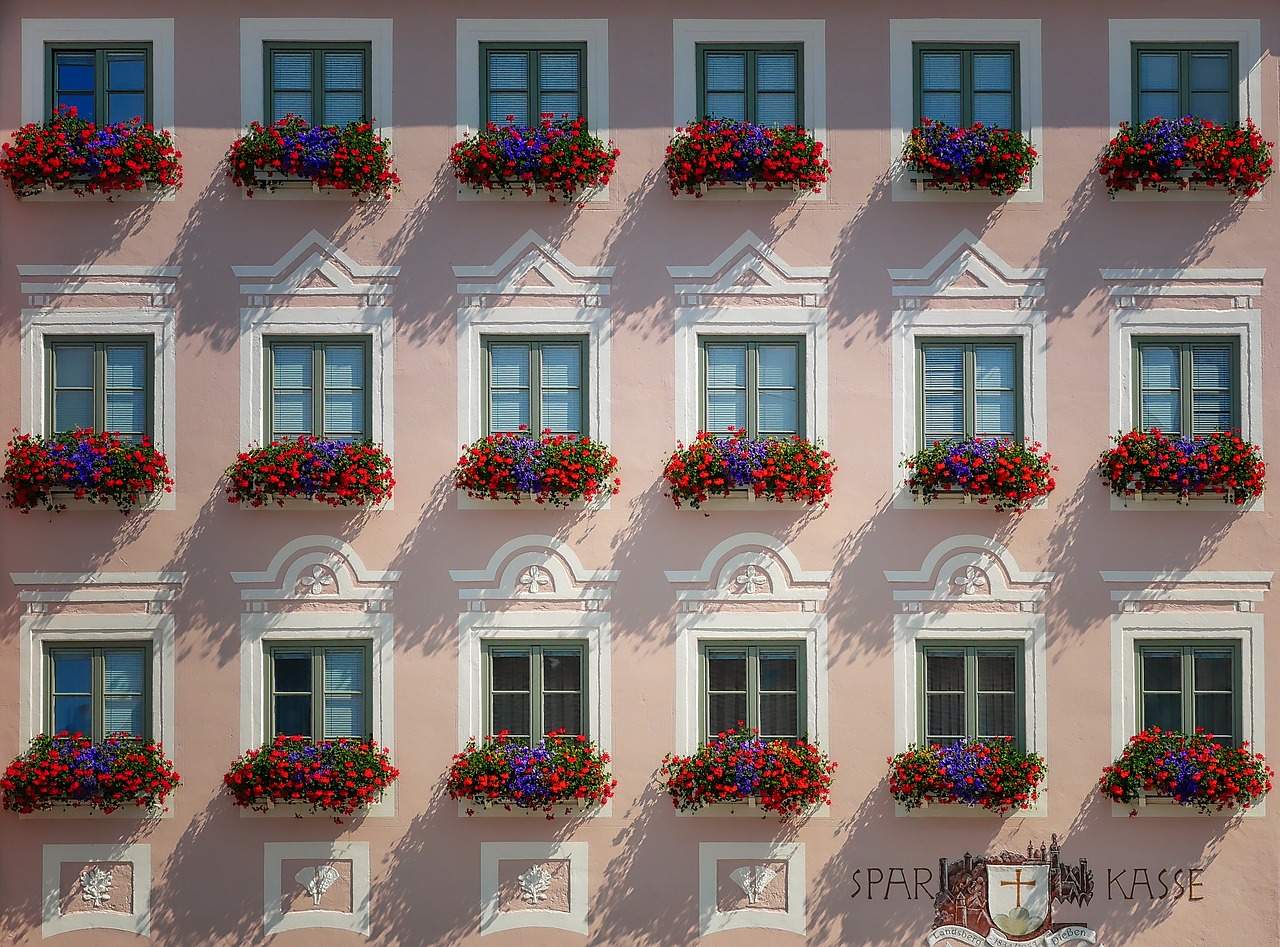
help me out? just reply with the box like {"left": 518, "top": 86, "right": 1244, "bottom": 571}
{"left": 450, "top": 535, "right": 618, "bottom": 610}
{"left": 665, "top": 533, "right": 830, "bottom": 611}
{"left": 884, "top": 535, "right": 1054, "bottom": 611}
{"left": 231, "top": 535, "right": 400, "bottom": 610}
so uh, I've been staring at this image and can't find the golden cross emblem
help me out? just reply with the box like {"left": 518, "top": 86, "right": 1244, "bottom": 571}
{"left": 1000, "top": 868, "right": 1037, "bottom": 908}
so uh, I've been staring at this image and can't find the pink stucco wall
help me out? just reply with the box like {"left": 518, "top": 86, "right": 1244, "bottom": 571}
{"left": 1, "top": 2, "right": 1278, "bottom": 945}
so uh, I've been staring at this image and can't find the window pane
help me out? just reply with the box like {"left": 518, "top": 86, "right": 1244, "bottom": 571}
{"left": 755, "top": 93, "right": 796, "bottom": 128}
{"left": 1191, "top": 344, "right": 1234, "bottom": 433}
{"left": 323, "top": 650, "right": 364, "bottom": 692}
{"left": 105, "top": 345, "right": 146, "bottom": 388}
{"left": 323, "top": 92, "right": 364, "bottom": 126}
{"left": 1143, "top": 693, "right": 1183, "bottom": 733}
{"left": 757, "top": 345, "right": 797, "bottom": 388}
{"left": 971, "top": 93, "right": 1012, "bottom": 129}
{"left": 540, "top": 344, "right": 581, "bottom": 388}
{"left": 756, "top": 53, "right": 797, "bottom": 92}
{"left": 1189, "top": 52, "right": 1231, "bottom": 91}
{"left": 273, "top": 651, "right": 312, "bottom": 692}
{"left": 1191, "top": 345, "right": 1232, "bottom": 390}
{"left": 488, "top": 52, "right": 529, "bottom": 88}
{"left": 757, "top": 390, "right": 798, "bottom": 435}
{"left": 54, "top": 697, "right": 93, "bottom": 736}
{"left": 491, "top": 693, "right": 531, "bottom": 739}
{"left": 704, "top": 53, "right": 746, "bottom": 92}
{"left": 1138, "top": 92, "right": 1180, "bottom": 123}
{"left": 1142, "top": 650, "right": 1182, "bottom": 692}
{"left": 489, "top": 344, "right": 530, "bottom": 387}
{"left": 706, "top": 344, "right": 747, "bottom": 432}
{"left": 706, "top": 345, "right": 747, "bottom": 386}
{"left": 103, "top": 696, "right": 144, "bottom": 738}
{"left": 539, "top": 51, "right": 581, "bottom": 91}
{"left": 52, "top": 651, "right": 92, "bottom": 696}
{"left": 107, "top": 94, "right": 146, "bottom": 125}
{"left": 272, "top": 50, "right": 313, "bottom": 88}
{"left": 322, "top": 391, "right": 364, "bottom": 440}
{"left": 921, "top": 92, "right": 963, "bottom": 126}
{"left": 104, "top": 650, "right": 145, "bottom": 695}
{"left": 489, "top": 93, "right": 529, "bottom": 127}
{"left": 543, "top": 693, "right": 583, "bottom": 735}
{"left": 105, "top": 393, "right": 146, "bottom": 439}
{"left": 704, "top": 93, "right": 746, "bottom": 122}
{"left": 920, "top": 52, "right": 961, "bottom": 91}
{"left": 274, "top": 695, "right": 312, "bottom": 737}
{"left": 272, "top": 92, "right": 312, "bottom": 124}
{"left": 491, "top": 649, "right": 531, "bottom": 692}
{"left": 1139, "top": 345, "right": 1181, "bottom": 433}
{"left": 976, "top": 650, "right": 1016, "bottom": 693}
{"left": 54, "top": 391, "right": 95, "bottom": 432}
{"left": 489, "top": 392, "right": 531, "bottom": 432}
{"left": 54, "top": 52, "right": 96, "bottom": 91}
{"left": 323, "top": 697, "right": 363, "bottom": 738}
{"left": 925, "top": 695, "right": 964, "bottom": 742}
{"left": 1194, "top": 694, "right": 1234, "bottom": 743}
{"left": 707, "top": 651, "right": 747, "bottom": 692}
{"left": 977, "top": 693, "right": 1016, "bottom": 739}
{"left": 974, "top": 346, "right": 1016, "bottom": 437}
{"left": 540, "top": 93, "right": 579, "bottom": 119}
{"left": 107, "top": 52, "right": 146, "bottom": 90}
{"left": 971, "top": 53, "right": 1012, "bottom": 91}
{"left": 58, "top": 94, "right": 97, "bottom": 122}
{"left": 323, "top": 51, "right": 364, "bottom": 90}
{"left": 1188, "top": 93, "right": 1231, "bottom": 125}
{"left": 759, "top": 693, "right": 799, "bottom": 740}
{"left": 1138, "top": 52, "right": 1180, "bottom": 91}
{"left": 924, "top": 650, "right": 964, "bottom": 692}
{"left": 708, "top": 693, "right": 749, "bottom": 736}
{"left": 322, "top": 647, "right": 367, "bottom": 740}
{"left": 53, "top": 345, "right": 94, "bottom": 388}
{"left": 542, "top": 649, "right": 581, "bottom": 692}
{"left": 272, "top": 392, "right": 312, "bottom": 436}
{"left": 706, "top": 392, "right": 748, "bottom": 433}
{"left": 922, "top": 345, "right": 965, "bottom": 442}
{"left": 272, "top": 345, "right": 313, "bottom": 387}
{"left": 759, "top": 651, "right": 798, "bottom": 692}
{"left": 1193, "top": 650, "right": 1233, "bottom": 692}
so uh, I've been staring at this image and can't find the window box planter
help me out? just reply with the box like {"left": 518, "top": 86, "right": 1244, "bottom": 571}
{"left": 901, "top": 119, "right": 1037, "bottom": 196}
{"left": 659, "top": 729, "right": 836, "bottom": 822}
{"left": 665, "top": 119, "right": 830, "bottom": 196}
{"left": 1097, "top": 429, "right": 1265, "bottom": 505}
{"left": 450, "top": 116, "right": 618, "bottom": 202}
{"left": 1, "top": 733, "right": 180, "bottom": 815}
{"left": 3, "top": 430, "right": 173, "bottom": 514}
{"left": 888, "top": 738, "right": 1045, "bottom": 815}
{"left": 223, "top": 735, "right": 399, "bottom": 817}
{"left": 226, "top": 116, "right": 400, "bottom": 201}
{"left": 453, "top": 430, "right": 619, "bottom": 507}
{"left": 902, "top": 437, "right": 1056, "bottom": 514}
{"left": 1100, "top": 117, "right": 1274, "bottom": 197}
{"left": 1, "top": 106, "right": 182, "bottom": 198}
{"left": 446, "top": 733, "right": 616, "bottom": 818}
{"left": 1099, "top": 728, "right": 1272, "bottom": 813}
{"left": 225, "top": 437, "right": 394, "bottom": 508}
{"left": 662, "top": 430, "right": 836, "bottom": 510}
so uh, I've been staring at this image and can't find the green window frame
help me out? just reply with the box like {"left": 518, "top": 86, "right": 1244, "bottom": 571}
{"left": 1137, "top": 642, "right": 1241, "bottom": 746}
{"left": 914, "top": 43, "right": 1019, "bottom": 129}
{"left": 1132, "top": 44, "right": 1237, "bottom": 124}
{"left": 480, "top": 42, "right": 587, "bottom": 127}
{"left": 917, "top": 339, "right": 1022, "bottom": 447}
{"left": 482, "top": 337, "right": 588, "bottom": 436}
{"left": 701, "top": 642, "right": 805, "bottom": 743}
{"left": 46, "top": 43, "right": 152, "bottom": 125}
{"left": 1133, "top": 337, "right": 1239, "bottom": 438}
{"left": 45, "top": 644, "right": 152, "bottom": 742}
{"left": 696, "top": 43, "right": 803, "bottom": 126}
{"left": 265, "top": 642, "right": 372, "bottom": 741}
{"left": 700, "top": 337, "right": 804, "bottom": 439}
{"left": 483, "top": 642, "right": 587, "bottom": 744}
{"left": 265, "top": 338, "right": 372, "bottom": 443}
{"left": 46, "top": 337, "right": 153, "bottom": 444}
{"left": 264, "top": 42, "right": 372, "bottom": 126}
{"left": 919, "top": 643, "right": 1024, "bottom": 750}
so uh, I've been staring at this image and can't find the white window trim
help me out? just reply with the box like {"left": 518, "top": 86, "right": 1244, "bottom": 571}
{"left": 238, "top": 612, "right": 395, "bottom": 817}
{"left": 891, "top": 308, "right": 1047, "bottom": 510}
{"left": 457, "top": 610, "right": 612, "bottom": 818}
{"left": 480, "top": 841, "right": 588, "bottom": 936}
{"left": 21, "top": 306, "right": 178, "bottom": 511}
{"left": 699, "top": 842, "right": 806, "bottom": 936}
{"left": 264, "top": 841, "right": 370, "bottom": 936}
{"left": 1112, "top": 612, "right": 1264, "bottom": 817}
{"left": 892, "top": 612, "right": 1047, "bottom": 817}
{"left": 240, "top": 18, "right": 392, "bottom": 136}
{"left": 889, "top": 19, "right": 1043, "bottom": 203}
{"left": 43, "top": 843, "right": 151, "bottom": 937}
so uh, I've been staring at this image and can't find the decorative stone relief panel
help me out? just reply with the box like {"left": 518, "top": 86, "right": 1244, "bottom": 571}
{"left": 264, "top": 843, "right": 369, "bottom": 936}
{"left": 43, "top": 845, "right": 149, "bottom": 937}
{"left": 231, "top": 535, "right": 401, "bottom": 614}
{"left": 668, "top": 231, "right": 830, "bottom": 307}
{"left": 481, "top": 843, "right": 587, "bottom": 935}
{"left": 281, "top": 860, "right": 354, "bottom": 914}
{"left": 699, "top": 843, "right": 805, "bottom": 935}
{"left": 498, "top": 860, "right": 572, "bottom": 913}
{"left": 233, "top": 230, "right": 399, "bottom": 309}
{"left": 454, "top": 229, "right": 614, "bottom": 308}
{"left": 888, "top": 229, "right": 1046, "bottom": 311}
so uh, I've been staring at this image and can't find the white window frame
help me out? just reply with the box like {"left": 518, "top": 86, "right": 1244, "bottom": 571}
{"left": 889, "top": 19, "right": 1043, "bottom": 203}
{"left": 892, "top": 612, "right": 1047, "bottom": 817}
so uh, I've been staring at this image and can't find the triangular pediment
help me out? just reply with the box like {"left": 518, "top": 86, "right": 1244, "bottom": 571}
{"left": 233, "top": 230, "right": 399, "bottom": 303}
{"left": 668, "top": 231, "right": 829, "bottom": 303}
{"left": 453, "top": 230, "right": 614, "bottom": 303}
{"left": 888, "top": 229, "right": 1045, "bottom": 304}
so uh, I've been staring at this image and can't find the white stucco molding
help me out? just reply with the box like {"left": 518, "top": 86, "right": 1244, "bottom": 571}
{"left": 665, "top": 533, "right": 831, "bottom": 611}
{"left": 1101, "top": 571, "right": 1272, "bottom": 613}
{"left": 454, "top": 230, "right": 614, "bottom": 306}
{"left": 43, "top": 843, "right": 151, "bottom": 937}
{"left": 1101, "top": 268, "right": 1264, "bottom": 309}
{"left": 667, "top": 231, "right": 830, "bottom": 306}
{"left": 18, "top": 265, "right": 179, "bottom": 308}
{"left": 699, "top": 842, "right": 806, "bottom": 935}
{"left": 264, "top": 841, "right": 371, "bottom": 935}
{"left": 234, "top": 230, "right": 399, "bottom": 306}
{"left": 889, "top": 229, "right": 1046, "bottom": 307}
{"left": 450, "top": 534, "right": 618, "bottom": 610}
{"left": 884, "top": 535, "right": 1055, "bottom": 611}
{"left": 480, "top": 841, "right": 588, "bottom": 935}
{"left": 11, "top": 571, "right": 184, "bottom": 613}
{"left": 231, "top": 534, "right": 401, "bottom": 608}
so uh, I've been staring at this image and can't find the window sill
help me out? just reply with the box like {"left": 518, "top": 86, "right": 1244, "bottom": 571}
{"left": 456, "top": 492, "right": 611, "bottom": 512}
{"left": 19, "top": 803, "right": 172, "bottom": 821}
{"left": 238, "top": 794, "right": 392, "bottom": 819}
{"left": 895, "top": 795, "right": 1046, "bottom": 818}
{"left": 1110, "top": 792, "right": 1261, "bottom": 818}
{"left": 674, "top": 181, "right": 823, "bottom": 202}
{"left": 676, "top": 799, "right": 829, "bottom": 819}
{"left": 32, "top": 490, "right": 174, "bottom": 514}
{"left": 1107, "top": 171, "right": 1247, "bottom": 202}
{"left": 904, "top": 171, "right": 1031, "bottom": 200}
{"left": 905, "top": 491, "right": 1049, "bottom": 513}
{"left": 456, "top": 798, "right": 612, "bottom": 819}
{"left": 232, "top": 495, "right": 393, "bottom": 512}
{"left": 458, "top": 182, "right": 610, "bottom": 204}
{"left": 19, "top": 181, "right": 176, "bottom": 203}
{"left": 1110, "top": 490, "right": 1261, "bottom": 513}
{"left": 893, "top": 169, "right": 1041, "bottom": 204}
{"left": 673, "top": 489, "right": 829, "bottom": 512}
{"left": 243, "top": 173, "right": 378, "bottom": 202}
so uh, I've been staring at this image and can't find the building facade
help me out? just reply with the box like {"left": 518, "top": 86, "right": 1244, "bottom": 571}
{"left": 0, "top": 3, "right": 1277, "bottom": 944}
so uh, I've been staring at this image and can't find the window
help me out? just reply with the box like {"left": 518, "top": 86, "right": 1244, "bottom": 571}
{"left": 266, "top": 338, "right": 371, "bottom": 443}
{"left": 1133, "top": 44, "right": 1236, "bottom": 124}
{"left": 696, "top": 44, "right": 802, "bottom": 126}
{"left": 265, "top": 42, "right": 371, "bottom": 125}
{"left": 483, "top": 338, "right": 586, "bottom": 435}
{"left": 1137, "top": 643, "right": 1240, "bottom": 745}
{"left": 702, "top": 643, "right": 804, "bottom": 743}
{"left": 481, "top": 43, "right": 586, "bottom": 126}
{"left": 484, "top": 642, "right": 586, "bottom": 743}
{"left": 914, "top": 43, "right": 1018, "bottom": 128}
{"left": 1133, "top": 338, "right": 1238, "bottom": 437}
{"left": 918, "top": 339, "right": 1021, "bottom": 446}
{"left": 920, "top": 643, "right": 1023, "bottom": 749}
{"left": 45, "top": 644, "right": 150, "bottom": 741}
{"left": 700, "top": 338, "right": 803, "bottom": 438}
{"left": 266, "top": 642, "right": 371, "bottom": 740}
{"left": 47, "top": 44, "right": 151, "bottom": 124}
{"left": 46, "top": 338, "right": 152, "bottom": 444}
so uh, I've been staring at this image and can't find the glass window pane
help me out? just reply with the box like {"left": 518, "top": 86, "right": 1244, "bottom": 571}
{"left": 105, "top": 346, "right": 146, "bottom": 388}
{"left": 759, "top": 693, "right": 799, "bottom": 739}
{"left": 323, "top": 696, "right": 363, "bottom": 738}
{"left": 539, "top": 345, "right": 581, "bottom": 388}
{"left": 704, "top": 53, "right": 746, "bottom": 92}
{"left": 1138, "top": 52, "right": 1180, "bottom": 91}
{"left": 54, "top": 697, "right": 92, "bottom": 736}
{"left": 323, "top": 650, "right": 364, "bottom": 693}
{"left": 706, "top": 345, "right": 747, "bottom": 387}
{"left": 971, "top": 53, "right": 1012, "bottom": 92}
{"left": 1189, "top": 53, "right": 1231, "bottom": 91}
{"left": 106, "top": 53, "right": 146, "bottom": 90}
{"left": 272, "top": 346, "right": 313, "bottom": 387}
{"left": 54, "top": 52, "right": 96, "bottom": 92}
{"left": 491, "top": 693, "right": 531, "bottom": 738}
{"left": 488, "top": 52, "right": 530, "bottom": 89}
{"left": 543, "top": 693, "right": 583, "bottom": 735}
{"left": 322, "top": 391, "right": 364, "bottom": 439}
{"left": 757, "top": 391, "right": 798, "bottom": 434}
{"left": 539, "top": 52, "right": 581, "bottom": 91}
{"left": 1194, "top": 694, "right": 1234, "bottom": 743}
{"left": 920, "top": 52, "right": 961, "bottom": 91}
{"left": 924, "top": 650, "right": 964, "bottom": 692}
{"left": 323, "top": 51, "right": 364, "bottom": 90}
{"left": 1142, "top": 650, "right": 1182, "bottom": 692}
{"left": 489, "top": 345, "right": 530, "bottom": 387}
{"left": 322, "top": 92, "right": 364, "bottom": 126}
{"left": 52, "top": 651, "right": 92, "bottom": 695}
{"left": 708, "top": 693, "right": 749, "bottom": 736}
{"left": 489, "top": 94, "right": 528, "bottom": 127}
{"left": 1139, "top": 92, "right": 1180, "bottom": 123}
{"left": 103, "top": 696, "right": 144, "bottom": 738}
{"left": 756, "top": 53, "right": 797, "bottom": 92}
{"left": 53, "top": 346, "right": 94, "bottom": 388}
{"left": 971, "top": 93, "right": 1012, "bottom": 129}
{"left": 272, "top": 93, "right": 312, "bottom": 124}
{"left": 1188, "top": 92, "right": 1231, "bottom": 125}
{"left": 1193, "top": 651, "right": 1234, "bottom": 692}
{"left": 706, "top": 392, "right": 747, "bottom": 433}
{"left": 977, "top": 651, "right": 1016, "bottom": 692}
{"left": 704, "top": 93, "right": 746, "bottom": 122}
{"left": 57, "top": 93, "right": 96, "bottom": 122}
{"left": 1143, "top": 693, "right": 1183, "bottom": 733}
{"left": 104, "top": 650, "right": 145, "bottom": 694}
{"left": 1141, "top": 393, "right": 1180, "bottom": 434}
{"left": 539, "top": 391, "right": 581, "bottom": 433}
{"left": 1191, "top": 345, "right": 1232, "bottom": 390}
{"left": 274, "top": 694, "right": 312, "bottom": 737}
{"left": 105, "top": 392, "right": 146, "bottom": 437}
{"left": 707, "top": 651, "right": 747, "bottom": 692}
{"left": 53, "top": 391, "right": 95, "bottom": 432}
{"left": 273, "top": 651, "right": 312, "bottom": 692}
{"left": 106, "top": 94, "right": 146, "bottom": 125}
{"left": 491, "top": 649, "right": 531, "bottom": 692}
{"left": 539, "top": 93, "right": 579, "bottom": 119}
{"left": 977, "top": 693, "right": 1016, "bottom": 739}
{"left": 542, "top": 650, "right": 582, "bottom": 692}
{"left": 759, "top": 651, "right": 798, "bottom": 692}
{"left": 925, "top": 694, "right": 964, "bottom": 741}
{"left": 757, "top": 345, "right": 797, "bottom": 388}
{"left": 272, "top": 392, "right": 312, "bottom": 436}
{"left": 489, "top": 391, "right": 530, "bottom": 432}
{"left": 754, "top": 93, "right": 796, "bottom": 128}
{"left": 272, "top": 51, "right": 313, "bottom": 89}
{"left": 1192, "top": 394, "right": 1233, "bottom": 436}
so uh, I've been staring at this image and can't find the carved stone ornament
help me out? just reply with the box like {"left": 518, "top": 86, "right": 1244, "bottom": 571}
{"left": 296, "top": 865, "right": 340, "bottom": 905}
{"left": 951, "top": 566, "right": 989, "bottom": 597}
{"left": 734, "top": 565, "right": 768, "bottom": 595}
{"left": 730, "top": 864, "right": 780, "bottom": 905}
{"left": 517, "top": 865, "right": 552, "bottom": 904}
{"left": 520, "top": 565, "right": 553, "bottom": 595}
{"left": 79, "top": 866, "right": 113, "bottom": 909}
{"left": 298, "top": 565, "right": 337, "bottom": 596}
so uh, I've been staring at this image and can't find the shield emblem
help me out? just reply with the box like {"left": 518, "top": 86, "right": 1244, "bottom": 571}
{"left": 986, "top": 864, "right": 1050, "bottom": 937}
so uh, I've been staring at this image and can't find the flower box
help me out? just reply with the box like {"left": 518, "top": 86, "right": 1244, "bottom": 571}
{"left": 665, "top": 119, "right": 830, "bottom": 196}
{"left": 1, "top": 106, "right": 182, "bottom": 198}
{"left": 226, "top": 116, "right": 400, "bottom": 201}
{"left": 1099, "top": 728, "right": 1272, "bottom": 813}
{"left": 450, "top": 115, "right": 618, "bottom": 201}
{"left": 901, "top": 119, "right": 1037, "bottom": 196}
{"left": 888, "top": 738, "right": 1045, "bottom": 815}
{"left": 902, "top": 437, "right": 1056, "bottom": 514}
{"left": 453, "top": 429, "right": 619, "bottom": 507}
{"left": 1099, "top": 117, "right": 1274, "bottom": 197}
{"left": 1096, "top": 429, "right": 1265, "bottom": 505}
{"left": 1, "top": 733, "right": 180, "bottom": 815}
{"left": 3, "top": 430, "right": 173, "bottom": 514}
{"left": 446, "top": 733, "right": 616, "bottom": 817}
{"left": 223, "top": 735, "right": 399, "bottom": 817}
{"left": 662, "top": 430, "right": 836, "bottom": 509}
{"left": 659, "top": 729, "right": 836, "bottom": 821}
{"left": 224, "top": 437, "right": 394, "bottom": 508}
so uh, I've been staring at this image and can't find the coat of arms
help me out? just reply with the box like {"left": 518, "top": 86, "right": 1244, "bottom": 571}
{"left": 927, "top": 836, "right": 1097, "bottom": 947}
